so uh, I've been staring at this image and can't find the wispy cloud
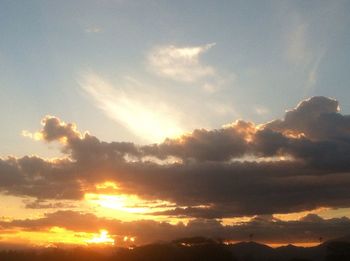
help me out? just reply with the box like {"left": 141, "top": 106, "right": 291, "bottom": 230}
{"left": 286, "top": 21, "right": 311, "bottom": 65}
{"left": 85, "top": 26, "right": 101, "bottom": 33}
{"left": 284, "top": 13, "right": 326, "bottom": 94}
{"left": 304, "top": 49, "right": 326, "bottom": 94}
{"left": 148, "top": 43, "right": 216, "bottom": 82}
{"left": 254, "top": 106, "right": 269, "bottom": 116}
{"left": 78, "top": 73, "right": 184, "bottom": 143}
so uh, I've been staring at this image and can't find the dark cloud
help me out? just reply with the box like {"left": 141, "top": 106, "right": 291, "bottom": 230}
{"left": 23, "top": 199, "right": 77, "bottom": 209}
{"left": 141, "top": 120, "right": 251, "bottom": 162}
{"left": 1, "top": 96, "right": 350, "bottom": 218}
{"left": 0, "top": 156, "right": 82, "bottom": 200}
{"left": 264, "top": 96, "right": 344, "bottom": 140}
{"left": 40, "top": 116, "right": 81, "bottom": 142}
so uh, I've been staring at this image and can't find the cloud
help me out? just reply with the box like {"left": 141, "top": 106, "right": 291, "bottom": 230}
{"left": 254, "top": 106, "right": 269, "bottom": 116}
{"left": 141, "top": 120, "right": 254, "bottom": 162}
{"left": 3, "top": 96, "right": 350, "bottom": 219}
{"left": 85, "top": 27, "right": 101, "bottom": 33}
{"left": 79, "top": 73, "right": 184, "bottom": 142}
{"left": 264, "top": 96, "right": 342, "bottom": 140}
{"left": 1, "top": 210, "right": 350, "bottom": 245}
{"left": 39, "top": 116, "right": 82, "bottom": 142}
{"left": 286, "top": 21, "right": 310, "bottom": 65}
{"left": 148, "top": 43, "right": 216, "bottom": 82}
{"left": 23, "top": 199, "right": 77, "bottom": 209}
{"left": 0, "top": 156, "right": 82, "bottom": 200}
{"left": 304, "top": 49, "right": 326, "bottom": 93}
{"left": 284, "top": 12, "right": 327, "bottom": 94}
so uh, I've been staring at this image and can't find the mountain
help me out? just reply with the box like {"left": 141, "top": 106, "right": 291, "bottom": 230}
{"left": 274, "top": 244, "right": 325, "bottom": 261}
{"left": 229, "top": 241, "right": 275, "bottom": 260}
{"left": 1, "top": 236, "right": 350, "bottom": 260}
{"left": 228, "top": 236, "right": 350, "bottom": 261}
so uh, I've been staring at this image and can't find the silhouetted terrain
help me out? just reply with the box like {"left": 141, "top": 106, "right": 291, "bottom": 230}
{"left": 1, "top": 237, "right": 350, "bottom": 261}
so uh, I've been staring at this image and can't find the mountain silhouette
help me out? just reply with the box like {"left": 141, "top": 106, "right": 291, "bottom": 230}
{"left": 1, "top": 236, "right": 350, "bottom": 260}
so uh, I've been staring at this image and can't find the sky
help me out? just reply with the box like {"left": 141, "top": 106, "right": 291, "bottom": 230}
{"left": 1, "top": 0, "right": 350, "bottom": 248}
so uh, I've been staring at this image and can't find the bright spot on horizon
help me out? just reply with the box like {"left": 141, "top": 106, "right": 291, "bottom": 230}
{"left": 124, "top": 236, "right": 135, "bottom": 242}
{"left": 86, "top": 229, "right": 114, "bottom": 245}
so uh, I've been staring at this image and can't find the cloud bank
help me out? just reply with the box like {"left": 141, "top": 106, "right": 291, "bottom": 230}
{"left": 1, "top": 210, "right": 350, "bottom": 245}
{"left": 1, "top": 96, "right": 350, "bottom": 219}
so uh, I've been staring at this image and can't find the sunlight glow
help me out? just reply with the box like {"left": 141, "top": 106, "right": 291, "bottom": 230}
{"left": 0, "top": 227, "right": 100, "bottom": 246}
{"left": 85, "top": 193, "right": 146, "bottom": 213}
{"left": 21, "top": 130, "right": 43, "bottom": 141}
{"left": 274, "top": 208, "right": 329, "bottom": 221}
{"left": 79, "top": 73, "right": 184, "bottom": 142}
{"left": 86, "top": 229, "right": 114, "bottom": 245}
{"left": 96, "top": 181, "right": 119, "bottom": 190}
{"left": 84, "top": 193, "right": 174, "bottom": 214}
{"left": 0, "top": 227, "right": 141, "bottom": 247}
{"left": 123, "top": 236, "right": 135, "bottom": 242}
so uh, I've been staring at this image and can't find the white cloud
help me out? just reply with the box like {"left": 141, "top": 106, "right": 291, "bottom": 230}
{"left": 201, "top": 83, "right": 218, "bottom": 93}
{"left": 148, "top": 43, "right": 216, "bottom": 82}
{"left": 85, "top": 26, "right": 101, "bottom": 33}
{"left": 254, "top": 106, "right": 269, "bottom": 116}
{"left": 78, "top": 73, "right": 184, "bottom": 143}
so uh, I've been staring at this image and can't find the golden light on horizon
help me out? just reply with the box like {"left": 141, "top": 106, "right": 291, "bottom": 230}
{"left": 86, "top": 229, "right": 114, "bottom": 245}
{"left": 0, "top": 227, "right": 101, "bottom": 247}
{"left": 222, "top": 240, "right": 321, "bottom": 248}
{"left": 123, "top": 236, "right": 135, "bottom": 242}
{"left": 274, "top": 207, "right": 329, "bottom": 221}
{"left": 0, "top": 227, "right": 142, "bottom": 247}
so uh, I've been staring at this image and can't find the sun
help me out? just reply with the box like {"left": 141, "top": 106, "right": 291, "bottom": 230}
{"left": 86, "top": 229, "right": 115, "bottom": 245}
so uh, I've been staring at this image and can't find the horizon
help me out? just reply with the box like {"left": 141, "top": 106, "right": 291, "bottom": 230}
{"left": 1, "top": 0, "right": 350, "bottom": 252}
{"left": 0, "top": 237, "right": 349, "bottom": 261}
{"left": 0, "top": 236, "right": 339, "bottom": 250}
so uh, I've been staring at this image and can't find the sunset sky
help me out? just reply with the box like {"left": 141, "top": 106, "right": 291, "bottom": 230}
{"left": 1, "top": 0, "right": 350, "bottom": 248}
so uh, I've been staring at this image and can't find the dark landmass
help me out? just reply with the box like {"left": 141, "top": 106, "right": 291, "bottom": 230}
{"left": 1, "top": 236, "right": 350, "bottom": 261}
